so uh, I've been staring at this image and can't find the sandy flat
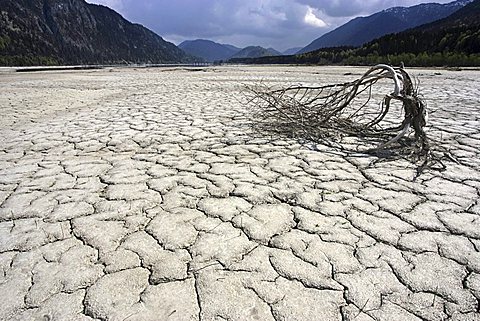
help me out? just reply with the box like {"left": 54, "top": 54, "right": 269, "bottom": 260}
{"left": 0, "top": 65, "right": 479, "bottom": 321}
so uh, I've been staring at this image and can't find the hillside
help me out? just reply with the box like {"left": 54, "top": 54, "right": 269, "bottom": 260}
{"left": 178, "top": 40, "right": 283, "bottom": 62}
{"left": 233, "top": 0, "right": 480, "bottom": 67}
{"left": 298, "top": 0, "right": 471, "bottom": 54}
{"left": 357, "top": 0, "right": 480, "bottom": 57}
{"left": 230, "top": 46, "right": 281, "bottom": 59}
{"left": 0, "top": 0, "right": 193, "bottom": 66}
{"left": 178, "top": 39, "right": 240, "bottom": 62}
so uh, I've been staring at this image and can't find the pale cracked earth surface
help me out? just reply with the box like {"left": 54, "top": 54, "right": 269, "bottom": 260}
{"left": 0, "top": 65, "right": 479, "bottom": 321}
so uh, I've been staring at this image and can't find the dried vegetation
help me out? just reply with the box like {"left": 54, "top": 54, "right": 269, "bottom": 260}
{"left": 245, "top": 64, "right": 451, "bottom": 177}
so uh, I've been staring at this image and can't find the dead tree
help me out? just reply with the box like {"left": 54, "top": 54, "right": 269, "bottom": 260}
{"left": 245, "top": 64, "right": 445, "bottom": 175}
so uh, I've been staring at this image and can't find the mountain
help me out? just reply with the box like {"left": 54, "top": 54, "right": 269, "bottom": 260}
{"left": 357, "top": 0, "right": 480, "bottom": 56}
{"left": 234, "top": 0, "right": 480, "bottom": 67}
{"left": 298, "top": 0, "right": 472, "bottom": 54}
{"left": 283, "top": 47, "right": 302, "bottom": 55}
{"left": 178, "top": 40, "right": 284, "bottom": 62}
{"left": 178, "top": 39, "right": 240, "bottom": 62}
{"left": 230, "top": 46, "right": 281, "bottom": 59}
{"left": 223, "top": 44, "right": 242, "bottom": 52}
{"left": 0, "top": 0, "right": 193, "bottom": 66}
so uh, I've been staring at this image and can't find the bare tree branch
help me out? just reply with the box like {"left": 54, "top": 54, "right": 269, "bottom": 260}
{"left": 244, "top": 64, "right": 447, "bottom": 176}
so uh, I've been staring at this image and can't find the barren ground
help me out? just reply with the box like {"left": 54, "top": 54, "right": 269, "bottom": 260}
{"left": 0, "top": 66, "right": 479, "bottom": 321}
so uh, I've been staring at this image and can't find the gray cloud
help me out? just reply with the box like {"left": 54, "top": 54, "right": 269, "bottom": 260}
{"left": 87, "top": 0, "right": 455, "bottom": 51}
{"left": 297, "top": 0, "right": 453, "bottom": 17}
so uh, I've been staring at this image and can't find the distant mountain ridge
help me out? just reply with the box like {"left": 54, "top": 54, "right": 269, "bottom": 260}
{"left": 230, "top": 46, "right": 281, "bottom": 59}
{"left": 230, "top": 0, "right": 480, "bottom": 67}
{"left": 298, "top": 0, "right": 472, "bottom": 54}
{"left": 178, "top": 39, "right": 241, "bottom": 62}
{"left": 179, "top": 40, "right": 282, "bottom": 61}
{"left": 357, "top": 0, "right": 480, "bottom": 56}
{"left": 0, "top": 0, "right": 193, "bottom": 66}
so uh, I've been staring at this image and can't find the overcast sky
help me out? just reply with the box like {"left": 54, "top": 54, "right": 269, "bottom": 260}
{"left": 86, "top": 0, "right": 454, "bottom": 51}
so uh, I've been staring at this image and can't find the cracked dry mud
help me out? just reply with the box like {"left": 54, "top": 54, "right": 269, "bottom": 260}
{"left": 0, "top": 65, "right": 479, "bottom": 321}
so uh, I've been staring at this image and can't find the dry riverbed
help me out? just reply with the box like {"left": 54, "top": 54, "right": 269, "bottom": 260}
{"left": 0, "top": 66, "right": 479, "bottom": 321}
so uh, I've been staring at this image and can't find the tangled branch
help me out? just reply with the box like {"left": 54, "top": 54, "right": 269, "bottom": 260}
{"left": 245, "top": 64, "right": 447, "bottom": 176}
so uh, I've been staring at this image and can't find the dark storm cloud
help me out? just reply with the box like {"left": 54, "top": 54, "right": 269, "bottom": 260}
{"left": 87, "top": 0, "right": 455, "bottom": 51}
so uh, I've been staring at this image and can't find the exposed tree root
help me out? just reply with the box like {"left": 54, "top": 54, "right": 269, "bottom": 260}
{"left": 244, "top": 64, "right": 450, "bottom": 177}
